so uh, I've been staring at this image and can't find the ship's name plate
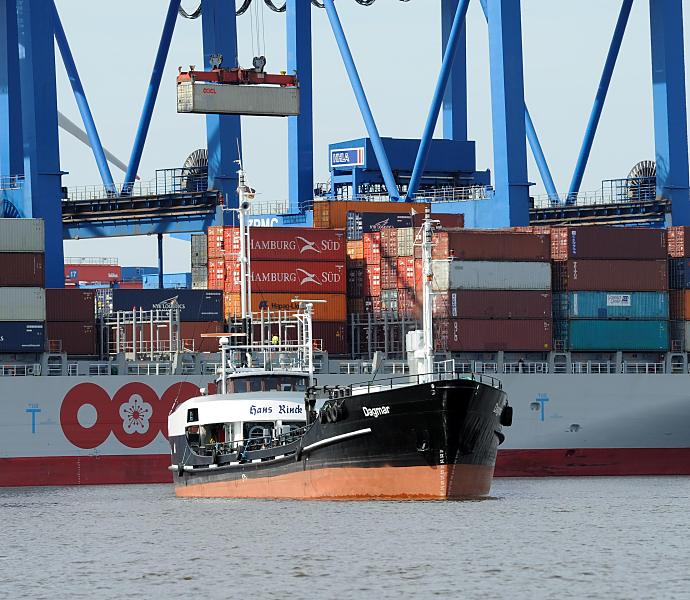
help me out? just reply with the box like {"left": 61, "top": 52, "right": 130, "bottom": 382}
{"left": 362, "top": 406, "right": 391, "bottom": 418}
{"left": 249, "top": 404, "right": 304, "bottom": 416}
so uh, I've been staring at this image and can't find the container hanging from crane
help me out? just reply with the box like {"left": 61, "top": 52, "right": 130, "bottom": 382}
{"left": 177, "top": 54, "right": 300, "bottom": 117}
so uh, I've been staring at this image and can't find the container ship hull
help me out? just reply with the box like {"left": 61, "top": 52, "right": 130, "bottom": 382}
{"left": 171, "top": 379, "right": 506, "bottom": 500}
{"left": 1, "top": 372, "right": 689, "bottom": 487}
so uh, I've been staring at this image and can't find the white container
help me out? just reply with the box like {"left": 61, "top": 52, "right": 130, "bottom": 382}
{"left": 0, "top": 219, "right": 44, "bottom": 252}
{"left": 177, "top": 82, "right": 300, "bottom": 117}
{"left": 432, "top": 260, "right": 551, "bottom": 291}
{"left": 0, "top": 288, "right": 46, "bottom": 321}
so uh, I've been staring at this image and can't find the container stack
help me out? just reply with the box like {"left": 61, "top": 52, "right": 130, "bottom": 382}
{"left": 191, "top": 233, "right": 208, "bottom": 289}
{"left": 119, "top": 266, "right": 158, "bottom": 290}
{"left": 430, "top": 230, "right": 553, "bottom": 352}
{"left": 45, "top": 289, "right": 97, "bottom": 355}
{"left": 0, "top": 219, "right": 46, "bottom": 353}
{"left": 142, "top": 272, "right": 191, "bottom": 289}
{"left": 219, "top": 227, "right": 348, "bottom": 355}
{"left": 667, "top": 227, "right": 690, "bottom": 350}
{"left": 206, "top": 226, "right": 225, "bottom": 290}
{"left": 64, "top": 258, "right": 122, "bottom": 288}
{"left": 552, "top": 226, "right": 669, "bottom": 351}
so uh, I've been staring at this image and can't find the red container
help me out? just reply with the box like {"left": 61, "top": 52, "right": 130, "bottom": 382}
{"left": 363, "top": 232, "right": 381, "bottom": 265}
{"left": 207, "top": 226, "right": 224, "bottom": 259}
{"left": 0, "top": 252, "right": 44, "bottom": 286}
{"left": 251, "top": 321, "right": 347, "bottom": 355}
{"left": 551, "top": 226, "right": 667, "bottom": 261}
{"left": 432, "top": 231, "right": 551, "bottom": 261}
{"left": 364, "top": 296, "right": 381, "bottom": 316}
{"left": 363, "top": 265, "right": 381, "bottom": 297}
{"left": 432, "top": 290, "right": 552, "bottom": 319}
{"left": 224, "top": 227, "right": 346, "bottom": 262}
{"left": 46, "top": 289, "right": 95, "bottom": 322}
{"left": 413, "top": 212, "right": 464, "bottom": 230}
{"left": 436, "top": 319, "right": 552, "bottom": 352}
{"left": 380, "top": 258, "right": 398, "bottom": 290}
{"left": 118, "top": 281, "right": 143, "bottom": 289}
{"left": 553, "top": 260, "right": 668, "bottom": 291}
{"left": 225, "top": 261, "right": 346, "bottom": 294}
{"left": 65, "top": 263, "right": 121, "bottom": 283}
{"left": 347, "top": 268, "right": 364, "bottom": 298}
{"left": 46, "top": 322, "right": 97, "bottom": 355}
{"left": 668, "top": 226, "right": 690, "bottom": 258}
{"left": 380, "top": 228, "right": 398, "bottom": 258}
{"left": 207, "top": 258, "right": 225, "bottom": 290}
{"left": 396, "top": 256, "right": 416, "bottom": 289}
{"left": 397, "top": 288, "right": 419, "bottom": 319}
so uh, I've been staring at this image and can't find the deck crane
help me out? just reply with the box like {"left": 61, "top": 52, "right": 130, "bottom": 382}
{"left": 177, "top": 54, "right": 300, "bottom": 117}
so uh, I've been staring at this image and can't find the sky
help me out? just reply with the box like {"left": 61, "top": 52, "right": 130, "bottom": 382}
{"left": 56, "top": 0, "right": 690, "bottom": 272}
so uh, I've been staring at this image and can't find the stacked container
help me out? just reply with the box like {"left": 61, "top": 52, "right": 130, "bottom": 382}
{"left": 0, "top": 219, "right": 46, "bottom": 353}
{"left": 191, "top": 233, "right": 208, "bottom": 289}
{"left": 667, "top": 227, "right": 690, "bottom": 350}
{"left": 430, "top": 230, "right": 553, "bottom": 352}
{"left": 45, "top": 289, "right": 97, "bottom": 355}
{"left": 552, "top": 226, "right": 669, "bottom": 351}
{"left": 142, "top": 272, "right": 192, "bottom": 289}
{"left": 64, "top": 259, "right": 122, "bottom": 288}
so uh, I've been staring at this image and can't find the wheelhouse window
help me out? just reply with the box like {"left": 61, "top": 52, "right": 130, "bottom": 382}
{"left": 228, "top": 375, "right": 308, "bottom": 393}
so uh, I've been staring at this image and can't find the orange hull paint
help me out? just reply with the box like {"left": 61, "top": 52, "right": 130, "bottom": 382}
{"left": 175, "top": 464, "right": 495, "bottom": 500}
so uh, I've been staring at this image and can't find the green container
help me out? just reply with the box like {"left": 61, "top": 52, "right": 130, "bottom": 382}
{"left": 553, "top": 292, "right": 669, "bottom": 320}
{"left": 562, "top": 319, "right": 669, "bottom": 351}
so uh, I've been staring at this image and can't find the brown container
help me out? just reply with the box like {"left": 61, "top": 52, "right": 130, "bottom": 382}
{"left": 46, "top": 289, "right": 95, "bottom": 322}
{"left": 223, "top": 292, "right": 347, "bottom": 321}
{"left": 436, "top": 319, "right": 552, "bottom": 352}
{"left": 380, "top": 228, "right": 398, "bottom": 258}
{"left": 396, "top": 256, "right": 416, "bottom": 289}
{"left": 363, "top": 265, "right": 381, "bottom": 297}
{"left": 207, "top": 226, "right": 224, "bottom": 259}
{"left": 413, "top": 212, "right": 464, "bottom": 230}
{"left": 553, "top": 260, "right": 668, "bottom": 291}
{"left": 46, "top": 322, "right": 97, "bottom": 355}
{"left": 207, "top": 258, "right": 225, "bottom": 290}
{"left": 224, "top": 227, "right": 346, "bottom": 262}
{"left": 363, "top": 232, "right": 381, "bottom": 265}
{"left": 380, "top": 258, "right": 398, "bottom": 290}
{"left": 668, "top": 226, "right": 690, "bottom": 258}
{"left": 551, "top": 226, "right": 667, "bottom": 261}
{"left": 224, "top": 261, "right": 346, "bottom": 294}
{"left": 0, "top": 253, "right": 44, "bottom": 286}
{"left": 432, "top": 230, "right": 551, "bottom": 261}
{"left": 432, "top": 290, "right": 552, "bottom": 320}
{"left": 669, "top": 290, "right": 690, "bottom": 320}
{"left": 347, "top": 268, "right": 364, "bottom": 298}
{"left": 313, "top": 200, "right": 429, "bottom": 229}
{"left": 397, "top": 287, "right": 419, "bottom": 319}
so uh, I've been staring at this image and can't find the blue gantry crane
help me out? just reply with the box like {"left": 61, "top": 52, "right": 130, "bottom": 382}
{"left": 1, "top": 0, "right": 689, "bottom": 288}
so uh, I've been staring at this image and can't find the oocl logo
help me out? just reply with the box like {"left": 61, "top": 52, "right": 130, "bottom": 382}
{"left": 60, "top": 382, "right": 200, "bottom": 449}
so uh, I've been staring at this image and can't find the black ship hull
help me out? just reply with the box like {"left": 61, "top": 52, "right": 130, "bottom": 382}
{"left": 170, "top": 377, "right": 508, "bottom": 499}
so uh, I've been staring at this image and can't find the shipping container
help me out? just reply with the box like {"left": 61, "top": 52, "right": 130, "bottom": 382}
{"left": 313, "top": 200, "right": 429, "bottom": 229}
{"left": 432, "top": 230, "right": 551, "bottom": 261}
{"left": 224, "top": 227, "right": 346, "bottom": 262}
{"left": 669, "top": 258, "right": 690, "bottom": 289}
{"left": 142, "top": 272, "right": 191, "bottom": 289}
{"left": 64, "top": 264, "right": 122, "bottom": 283}
{"left": 668, "top": 227, "right": 690, "bottom": 258}
{"left": 225, "top": 261, "right": 346, "bottom": 294}
{"left": 380, "top": 228, "right": 398, "bottom": 258}
{"left": 0, "top": 253, "right": 44, "bottom": 286}
{"left": 558, "top": 319, "right": 669, "bottom": 351}
{"left": 554, "top": 291, "right": 669, "bottom": 320}
{"left": 435, "top": 319, "right": 552, "bottom": 352}
{"left": 121, "top": 266, "right": 158, "bottom": 282}
{"left": 223, "top": 292, "right": 347, "bottom": 322}
{"left": 46, "top": 322, "right": 97, "bottom": 355}
{"left": 412, "top": 212, "right": 464, "bottom": 230}
{"left": 397, "top": 288, "right": 418, "bottom": 319}
{"left": 207, "top": 258, "right": 225, "bottom": 290}
{"left": 380, "top": 289, "right": 398, "bottom": 315}
{"left": 433, "top": 290, "right": 552, "bottom": 319}
{"left": 111, "top": 289, "right": 224, "bottom": 322}
{"left": 551, "top": 226, "right": 667, "bottom": 260}
{"left": 364, "top": 296, "right": 381, "bottom": 315}
{"left": 0, "top": 287, "right": 45, "bottom": 321}
{"left": 346, "top": 240, "right": 364, "bottom": 262}
{"left": 363, "top": 232, "right": 381, "bottom": 265}
{"left": 0, "top": 218, "right": 44, "bottom": 252}
{"left": 346, "top": 211, "right": 363, "bottom": 240}
{"left": 432, "top": 261, "right": 551, "bottom": 291}
{"left": 553, "top": 260, "right": 668, "bottom": 291}
{"left": 396, "top": 228, "right": 414, "bottom": 257}
{"left": 180, "top": 321, "right": 224, "bottom": 353}
{"left": 192, "top": 266, "right": 208, "bottom": 290}
{"left": 396, "top": 256, "right": 416, "bottom": 289}
{"left": 207, "top": 226, "right": 224, "bottom": 259}
{"left": 348, "top": 298, "right": 364, "bottom": 315}
{"left": 177, "top": 81, "right": 299, "bottom": 116}
{"left": 0, "top": 321, "right": 45, "bottom": 352}
{"left": 46, "top": 289, "right": 95, "bottom": 322}
{"left": 117, "top": 281, "right": 144, "bottom": 290}
{"left": 191, "top": 233, "right": 208, "bottom": 266}
{"left": 669, "top": 290, "right": 690, "bottom": 320}
{"left": 363, "top": 265, "right": 381, "bottom": 297}
{"left": 362, "top": 213, "right": 412, "bottom": 233}
{"left": 380, "top": 259, "right": 398, "bottom": 290}
{"left": 347, "top": 269, "right": 364, "bottom": 298}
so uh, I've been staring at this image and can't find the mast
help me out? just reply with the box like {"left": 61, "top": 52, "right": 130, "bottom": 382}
{"left": 237, "top": 165, "right": 251, "bottom": 320}
{"left": 422, "top": 207, "right": 434, "bottom": 378}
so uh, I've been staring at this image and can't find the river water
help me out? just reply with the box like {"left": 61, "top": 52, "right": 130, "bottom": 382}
{"left": 3, "top": 477, "right": 689, "bottom": 599}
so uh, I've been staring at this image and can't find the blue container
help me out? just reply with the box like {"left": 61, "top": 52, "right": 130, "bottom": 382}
{"left": 0, "top": 322, "right": 45, "bottom": 352}
{"left": 142, "top": 272, "right": 192, "bottom": 289}
{"left": 562, "top": 319, "right": 669, "bottom": 351}
{"left": 554, "top": 292, "right": 669, "bottom": 320}
{"left": 669, "top": 258, "right": 690, "bottom": 289}
{"left": 121, "top": 266, "right": 158, "bottom": 282}
{"left": 112, "top": 289, "right": 223, "bottom": 322}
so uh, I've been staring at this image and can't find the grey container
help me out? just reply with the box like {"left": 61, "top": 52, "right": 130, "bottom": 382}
{"left": 432, "top": 260, "right": 551, "bottom": 291}
{"left": 397, "top": 228, "right": 414, "bottom": 257}
{"left": 192, "top": 266, "right": 208, "bottom": 290}
{"left": 191, "top": 234, "right": 208, "bottom": 266}
{"left": 0, "top": 218, "right": 44, "bottom": 252}
{"left": 0, "top": 287, "right": 46, "bottom": 321}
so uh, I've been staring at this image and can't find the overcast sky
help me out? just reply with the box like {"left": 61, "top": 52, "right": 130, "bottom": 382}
{"left": 57, "top": 0, "right": 690, "bottom": 272}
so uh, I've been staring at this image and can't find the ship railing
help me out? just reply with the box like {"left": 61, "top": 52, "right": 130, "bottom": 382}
{"left": 453, "top": 362, "right": 473, "bottom": 374}
{"left": 0, "top": 363, "right": 41, "bottom": 376}
{"left": 474, "top": 362, "right": 498, "bottom": 374}
{"left": 383, "top": 361, "right": 409, "bottom": 374}
{"left": 339, "top": 361, "right": 361, "bottom": 374}
{"left": 503, "top": 362, "right": 549, "bottom": 374}
{"left": 88, "top": 363, "right": 110, "bottom": 376}
{"left": 622, "top": 362, "right": 665, "bottom": 374}
{"left": 126, "top": 362, "right": 172, "bottom": 375}
{"left": 571, "top": 362, "right": 617, "bottom": 374}
{"left": 195, "top": 425, "right": 311, "bottom": 458}
{"left": 348, "top": 370, "right": 502, "bottom": 395}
